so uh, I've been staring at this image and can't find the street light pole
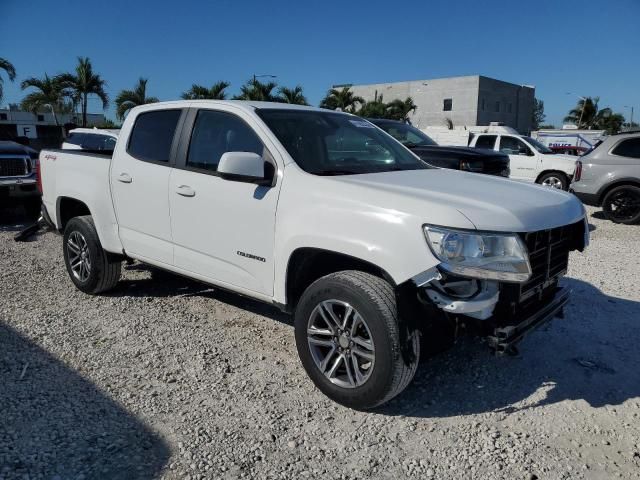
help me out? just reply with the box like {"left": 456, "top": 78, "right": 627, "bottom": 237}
{"left": 253, "top": 74, "right": 277, "bottom": 83}
{"left": 624, "top": 105, "right": 635, "bottom": 126}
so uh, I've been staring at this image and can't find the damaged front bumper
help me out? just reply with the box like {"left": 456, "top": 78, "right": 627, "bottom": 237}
{"left": 487, "top": 286, "right": 570, "bottom": 354}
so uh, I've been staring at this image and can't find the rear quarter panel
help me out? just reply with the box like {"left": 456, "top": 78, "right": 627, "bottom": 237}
{"left": 40, "top": 150, "right": 123, "bottom": 253}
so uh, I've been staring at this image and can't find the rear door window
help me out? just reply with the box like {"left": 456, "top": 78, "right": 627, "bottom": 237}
{"left": 475, "top": 135, "right": 497, "bottom": 150}
{"left": 127, "top": 110, "right": 182, "bottom": 163}
{"left": 612, "top": 138, "right": 640, "bottom": 159}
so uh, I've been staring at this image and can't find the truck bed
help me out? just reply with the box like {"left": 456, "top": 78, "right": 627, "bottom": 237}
{"left": 40, "top": 149, "right": 123, "bottom": 253}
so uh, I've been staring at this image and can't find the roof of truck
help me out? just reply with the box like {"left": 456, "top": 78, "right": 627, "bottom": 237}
{"left": 133, "top": 100, "right": 340, "bottom": 114}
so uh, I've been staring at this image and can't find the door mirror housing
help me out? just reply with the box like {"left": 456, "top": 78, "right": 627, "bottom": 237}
{"left": 519, "top": 146, "right": 532, "bottom": 156}
{"left": 217, "top": 152, "right": 273, "bottom": 186}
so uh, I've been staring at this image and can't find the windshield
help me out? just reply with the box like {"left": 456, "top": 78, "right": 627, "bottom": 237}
{"left": 257, "top": 109, "right": 432, "bottom": 175}
{"left": 523, "top": 136, "right": 553, "bottom": 154}
{"left": 375, "top": 122, "right": 438, "bottom": 147}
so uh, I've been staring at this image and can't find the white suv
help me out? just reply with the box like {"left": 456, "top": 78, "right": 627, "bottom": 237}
{"left": 470, "top": 133, "right": 578, "bottom": 190}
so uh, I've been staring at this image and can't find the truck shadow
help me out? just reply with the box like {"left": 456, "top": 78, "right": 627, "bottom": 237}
{"left": 0, "top": 323, "right": 170, "bottom": 479}
{"left": 382, "top": 277, "right": 640, "bottom": 417}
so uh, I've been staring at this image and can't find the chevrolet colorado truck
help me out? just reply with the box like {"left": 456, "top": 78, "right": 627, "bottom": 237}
{"left": 469, "top": 132, "right": 579, "bottom": 190}
{"left": 40, "top": 101, "right": 589, "bottom": 409}
{"left": 0, "top": 140, "right": 41, "bottom": 217}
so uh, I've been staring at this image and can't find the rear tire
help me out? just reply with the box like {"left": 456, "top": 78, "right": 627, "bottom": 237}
{"left": 63, "top": 216, "right": 122, "bottom": 294}
{"left": 602, "top": 185, "right": 640, "bottom": 224}
{"left": 294, "top": 270, "right": 420, "bottom": 410}
{"left": 538, "top": 172, "right": 569, "bottom": 190}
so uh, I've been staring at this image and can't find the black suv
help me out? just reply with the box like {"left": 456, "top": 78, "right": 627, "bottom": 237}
{"left": 369, "top": 119, "right": 510, "bottom": 177}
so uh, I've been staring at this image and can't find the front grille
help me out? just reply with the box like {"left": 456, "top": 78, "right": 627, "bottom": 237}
{"left": 517, "top": 219, "right": 585, "bottom": 302}
{"left": 0, "top": 157, "right": 29, "bottom": 177}
{"left": 495, "top": 219, "right": 585, "bottom": 321}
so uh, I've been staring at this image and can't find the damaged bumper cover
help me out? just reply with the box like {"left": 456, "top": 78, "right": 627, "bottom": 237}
{"left": 487, "top": 287, "right": 570, "bottom": 354}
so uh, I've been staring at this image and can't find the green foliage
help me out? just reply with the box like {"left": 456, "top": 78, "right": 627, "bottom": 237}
{"left": 319, "top": 87, "right": 364, "bottom": 113}
{"left": 20, "top": 74, "right": 69, "bottom": 125}
{"left": 539, "top": 124, "right": 557, "bottom": 130}
{"left": 353, "top": 95, "right": 418, "bottom": 121}
{"left": 233, "top": 78, "right": 279, "bottom": 101}
{"left": 564, "top": 96, "right": 626, "bottom": 134}
{"left": 182, "top": 81, "right": 230, "bottom": 100}
{"left": 0, "top": 57, "right": 17, "bottom": 103}
{"left": 115, "top": 78, "right": 159, "bottom": 119}
{"left": 56, "top": 57, "right": 109, "bottom": 127}
{"left": 276, "top": 85, "right": 308, "bottom": 105}
{"left": 532, "top": 98, "right": 545, "bottom": 131}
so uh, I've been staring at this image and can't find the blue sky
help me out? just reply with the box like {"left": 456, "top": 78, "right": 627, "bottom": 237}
{"left": 2, "top": 0, "right": 639, "bottom": 126}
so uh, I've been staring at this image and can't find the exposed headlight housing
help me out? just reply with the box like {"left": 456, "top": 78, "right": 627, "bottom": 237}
{"left": 423, "top": 225, "right": 531, "bottom": 283}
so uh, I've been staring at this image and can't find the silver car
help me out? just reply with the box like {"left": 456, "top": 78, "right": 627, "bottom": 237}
{"left": 571, "top": 131, "right": 640, "bottom": 224}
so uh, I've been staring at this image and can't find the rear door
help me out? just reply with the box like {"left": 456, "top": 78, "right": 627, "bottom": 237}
{"left": 168, "top": 106, "right": 282, "bottom": 296}
{"left": 111, "top": 108, "right": 185, "bottom": 265}
{"left": 498, "top": 135, "right": 537, "bottom": 181}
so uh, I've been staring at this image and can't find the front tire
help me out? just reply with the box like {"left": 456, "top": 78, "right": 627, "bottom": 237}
{"left": 602, "top": 185, "right": 640, "bottom": 224}
{"left": 294, "top": 270, "right": 420, "bottom": 409}
{"left": 63, "top": 216, "right": 122, "bottom": 294}
{"left": 538, "top": 172, "right": 569, "bottom": 190}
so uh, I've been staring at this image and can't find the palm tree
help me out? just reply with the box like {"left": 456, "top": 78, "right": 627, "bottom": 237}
{"left": 20, "top": 74, "right": 67, "bottom": 126}
{"left": 233, "top": 78, "right": 279, "bottom": 101}
{"left": 564, "top": 97, "right": 602, "bottom": 129}
{"left": 319, "top": 87, "right": 364, "bottom": 113}
{"left": 277, "top": 85, "right": 308, "bottom": 105}
{"left": 57, "top": 57, "right": 109, "bottom": 127}
{"left": 115, "top": 77, "right": 159, "bottom": 120}
{"left": 182, "top": 81, "right": 230, "bottom": 100}
{"left": 0, "top": 57, "right": 16, "bottom": 103}
{"left": 386, "top": 97, "right": 417, "bottom": 122}
{"left": 357, "top": 94, "right": 388, "bottom": 118}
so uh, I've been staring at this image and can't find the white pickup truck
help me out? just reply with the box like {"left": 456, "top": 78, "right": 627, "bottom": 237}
{"left": 469, "top": 132, "right": 579, "bottom": 190}
{"left": 40, "top": 101, "right": 589, "bottom": 409}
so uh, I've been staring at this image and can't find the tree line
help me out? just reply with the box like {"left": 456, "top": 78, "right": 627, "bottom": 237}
{"left": 0, "top": 55, "right": 635, "bottom": 133}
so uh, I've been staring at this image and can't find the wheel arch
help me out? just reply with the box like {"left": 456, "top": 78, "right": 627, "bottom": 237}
{"left": 282, "top": 247, "right": 396, "bottom": 313}
{"left": 535, "top": 169, "right": 570, "bottom": 184}
{"left": 597, "top": 179, "right": 640, "bottom": 205}
{"left": 56, "top": 196, "right": 92, "bottom": 231}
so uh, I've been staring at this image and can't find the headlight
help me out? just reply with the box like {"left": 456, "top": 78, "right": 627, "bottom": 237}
{"left": 423, "top": 225, "right": 531, "bottom": 282}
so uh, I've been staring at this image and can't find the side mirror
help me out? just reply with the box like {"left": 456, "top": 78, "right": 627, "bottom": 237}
{"left": 519, "top": 147, "right": 531, "bottom": 156}
{"left": 217, "top": 152, "right": 272, "bottom": 186}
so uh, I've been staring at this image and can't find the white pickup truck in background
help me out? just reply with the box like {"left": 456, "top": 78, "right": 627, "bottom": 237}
{"left": 469, "top": 132, "right": 579, "bottom": 190}
{"left": 39, "top": 100, "right": 588, "bottom": 409}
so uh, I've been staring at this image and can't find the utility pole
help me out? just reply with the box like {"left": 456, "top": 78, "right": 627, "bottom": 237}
{"left": 624, "top": 105, "right": 635, "bottom": 126}
{"left": 567, "top": 92, "right": 587, "bottom": 129}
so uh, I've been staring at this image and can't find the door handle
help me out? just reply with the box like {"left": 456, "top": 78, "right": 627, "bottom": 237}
{"left": 176, "top": 185, "right": 196, "bottom": 197}
{"left": 117, "top": 173, "right": 133, "bottom": 184}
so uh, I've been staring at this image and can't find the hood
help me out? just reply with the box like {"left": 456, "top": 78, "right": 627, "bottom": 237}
{"left": 332, "top": 168, "right": 584, "bottom": 232}
{"left": 409, "top": 145, "right": 507, "bottom": 159}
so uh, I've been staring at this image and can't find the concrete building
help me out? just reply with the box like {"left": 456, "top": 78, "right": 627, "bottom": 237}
{"left": 348, "top": 75, "right": 535, "bottom": 133}
{"left": 0, "top": 107, "right": 106, "bottom": 149}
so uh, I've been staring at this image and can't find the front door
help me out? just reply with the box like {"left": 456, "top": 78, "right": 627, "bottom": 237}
{"left": 498, "top": 135, "right": 538, "bottom": 181}
{"left": 168, "top": 107, "right": 281, "bottom": 296}
{"left": 111, "top": 108, "right": 184, "bottom": 265}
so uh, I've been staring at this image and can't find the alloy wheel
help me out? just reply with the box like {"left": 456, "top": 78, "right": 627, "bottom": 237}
{"left": 67, "top": 231, "right": 91, "bottom": 282}
{"left": 542, "top": 176, "right": 564, "bottom": 189}
{"left": 607, "top": 190, "right": 640, "bottom": 221}
{"left": 306, "top": 299, "right": 375, "bottom": 389}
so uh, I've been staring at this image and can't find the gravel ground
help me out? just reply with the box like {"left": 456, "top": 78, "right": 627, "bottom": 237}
{"left": 1, "top": 205, "right": 639, "bottom": 480}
